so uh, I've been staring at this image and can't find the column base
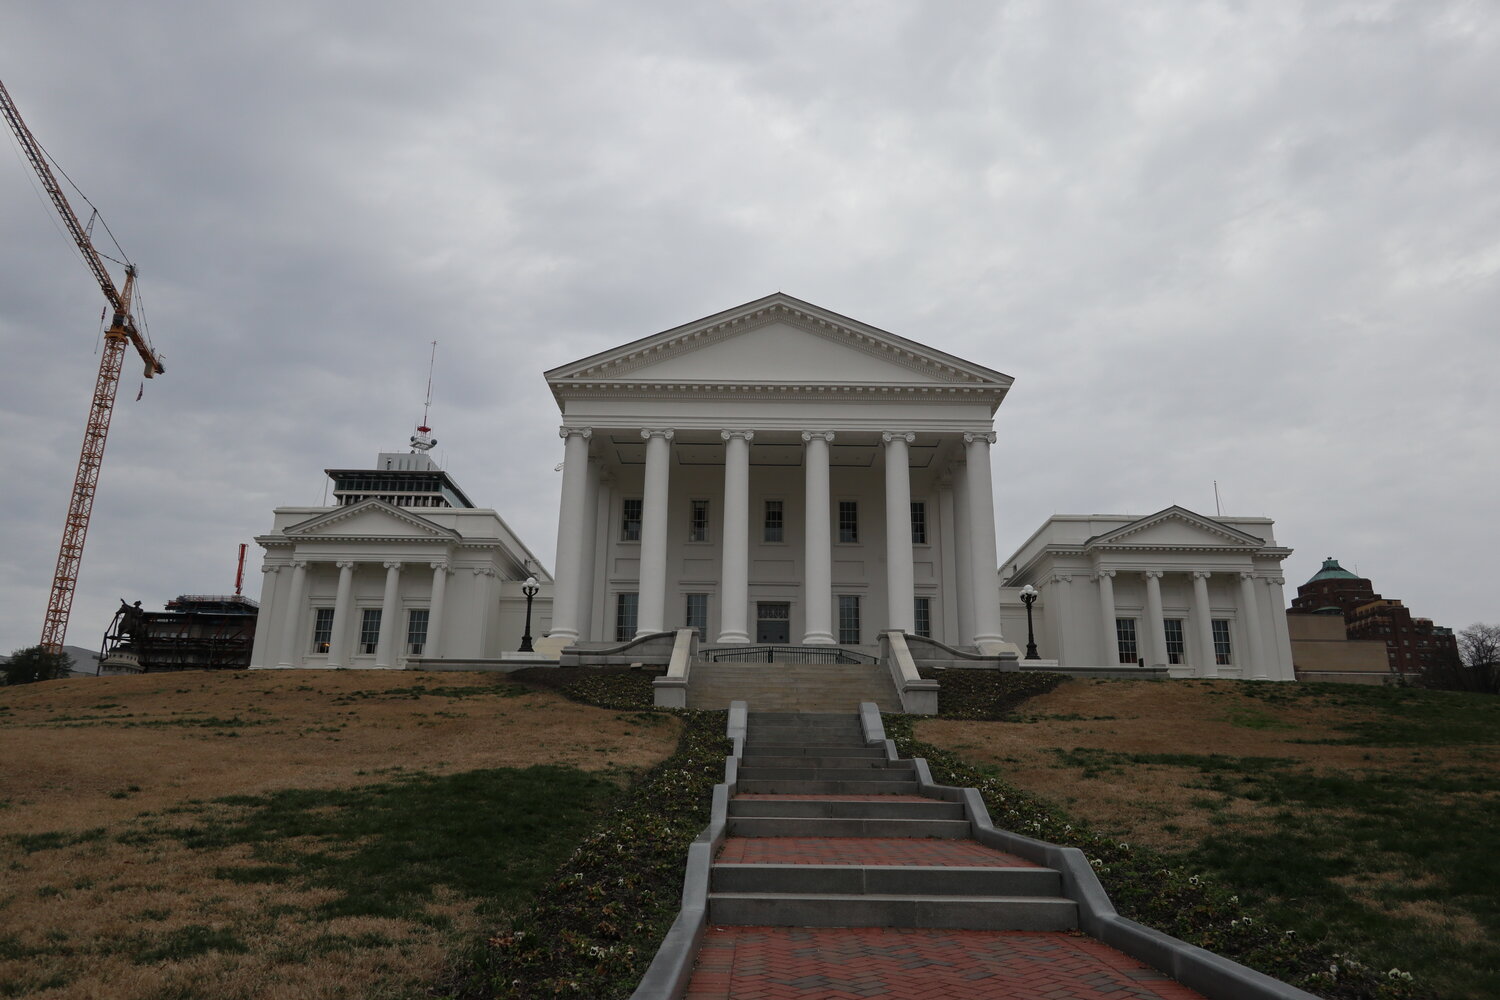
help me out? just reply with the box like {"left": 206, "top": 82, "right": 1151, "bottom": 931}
{"left": 548, "top": 628, "right": 581, "bottom": 644}
{"left": 715, "top": 631, "right": 750, "bottom": 645}
{"left": 802, "top": 631, "right": 836, "bottom": 645}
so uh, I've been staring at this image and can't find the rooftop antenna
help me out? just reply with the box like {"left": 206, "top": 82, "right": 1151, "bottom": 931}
{"left": 410, "top": 340, "right": 438, "bottom": 453}
{"left": 1213, "top": 480, "right": 1222, "bottom": 517}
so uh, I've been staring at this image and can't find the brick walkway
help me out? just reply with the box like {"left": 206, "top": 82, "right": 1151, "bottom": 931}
{"left": 717, "top": 836, "right": 1040, "bottom": 868}
{"left": 684, "top": 926, "right": 1208, "bottom": 1000}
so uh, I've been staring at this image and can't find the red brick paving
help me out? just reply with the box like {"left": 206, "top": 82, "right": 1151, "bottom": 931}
{"left": 684, "top": 926, "right": 1208, "bottom": 1000}
{"left": 717, "top": 836, "right": 1040, "bottom": 868}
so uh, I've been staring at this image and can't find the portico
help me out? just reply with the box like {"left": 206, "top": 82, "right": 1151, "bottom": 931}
{"left": 544, "top": 294, "right": 1017, "bottom": 655}
{"left": 1001, "top": 507, "right": 1296, "bottom": 680}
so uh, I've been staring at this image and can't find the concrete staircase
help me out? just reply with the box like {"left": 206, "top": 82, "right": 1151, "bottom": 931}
{"left": 707, "top": 712, "right": 1078, "bottom": 930}
{"left": 686, "top": 662, "right": 900, "bottom": 712}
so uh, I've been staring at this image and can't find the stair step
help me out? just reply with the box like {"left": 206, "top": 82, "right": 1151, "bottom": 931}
{"left": 741, "top": 746, "right": 884, "bottom": 759}
{"left": 736, "top": 755, "right": 902, "bottom": 770}
{"left": 738, "top": 766, "right": 915, "bottom": 783}
{"left": 711, "top": 864, "right": 1062, "bottom": 897}
{"left": 727, "top": 816, "right": 971, "bottom": 838}
{"left": 728, "top": 799, "right": 962, "bottom": 820}
{"left": 706, "top": 891, "right": 1078, "bottom": 931}
{"left": 737, "top": 779, "right": 923, "bottom": 795}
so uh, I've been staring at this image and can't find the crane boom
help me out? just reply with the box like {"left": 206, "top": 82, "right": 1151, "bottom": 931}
{"left": 1, "top": 78, "right": 167, "bottom": 652}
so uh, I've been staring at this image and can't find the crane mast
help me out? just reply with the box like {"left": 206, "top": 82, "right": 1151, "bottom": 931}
{"left": 1, "top": 79, "right": 166, "bottom": 653}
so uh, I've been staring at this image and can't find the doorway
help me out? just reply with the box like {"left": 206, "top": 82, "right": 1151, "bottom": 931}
{"left": 755, "top": 602, "right": 790, "bottom": 644}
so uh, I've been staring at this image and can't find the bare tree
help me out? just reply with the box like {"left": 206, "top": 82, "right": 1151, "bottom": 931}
{"left": 1458, "top": 623, "right": 1500, "bottom": 669}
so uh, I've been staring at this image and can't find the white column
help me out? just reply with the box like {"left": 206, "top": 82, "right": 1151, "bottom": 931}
{"left": 1239, "top": 571, "right": 1268, "bottom": 679}
{"left": 374, "top": 561, "right": 402, "bottom": 668}
{"left": 577, "top": 458, "right": 600, "bottom": 639}
{"left": 1191, "top": 571, "right": 1218, "bottom": 678}
{"left": 636, "top": 428, "right": 674, "bottom": 636}
{"left": 277, "top": 560, "right": 308, "bottom": 668}
{"left": 325, "top": 560, "right": 356, "bottom": 668}
{"left": 718, "top": 430, "right": 753, "bottom": 643}
{"left": 1143, "top": 571, "right": 1166, "bottom": 668}
{"left": 1050, "top": 574, "right": 1073, "bottom": 664}
{"left": 963, "top": 431, "right": 1005, "bottom": 647}
{"left": 937, "top": 481, "right": 960, "bottom": 642}
{"left": 1264, "top": 576, "right": 1294, "bottom": 681}
{"left": 1097, "top": 569, "right": 1117, "bottom": 664}
{"left": 426, "top": 562, "right": 449, "bottom": 659}
{"left": 951, "top": 461, "right": 974, "bottom": 645}
{"left": 883, "top": 431, "right": 916, "bottom": 634}
{"left": 802, "top": 431, "right": 835, "bottom": 644}
{"left": 549, "top": 426, "right": 592, "bottom": 643}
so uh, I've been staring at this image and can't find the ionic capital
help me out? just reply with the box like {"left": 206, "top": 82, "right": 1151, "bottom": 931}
{"left": 1051, "top": 573, "right": 1072, "bottom": 585}
{"left": 1143, "top": 570, "right": 1164, "bottom": 580}
{"left": 383, "top": 561, "right": 403, "bottom": 571}
{"left": 801, "top": 430, "right": 836, "bottom": 443}
{"left": 1192, "top": 570, "right": 1212, "bottom": 580}
{"left": 1264, "top": 576, "right": 1285, "bottom": 586}
{"left": 882, "top": 431, "right": 916, "bottom": 444}
{"left": 472, "top": 566, "right": 498, "bottom": 577}
{"left": 335, "top": 560, "right": 357, "bottom": 571}
{"left": 720, "top": 429, "right": 755, "bottom": 442}
{"left": 559, "top": 426, "right": 592, "bottom": 441}
{"left": 1240, "top": 571, "right": 1256, "bottom": 581}
{"left": 429, "top": 561, "right": 450, "bottom": 573}
{"left": 641, "top": 428, "right": 675, "bottom": 441}
{"left": 289, "top": 560, "right": 308, "bottom": 571}
{"left": 963, "top": 430, "right": 998, "bottom": 445}
{"left": 262, "top": 564, "right": 279, "bottom": 574}
{"left": 1096, "top": 569, "right": 1116, "bottom": 580}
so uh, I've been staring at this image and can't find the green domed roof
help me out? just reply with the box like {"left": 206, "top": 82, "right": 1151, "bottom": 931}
{"left": 1307, "top": 557, "right": 1360, "bottom": 583}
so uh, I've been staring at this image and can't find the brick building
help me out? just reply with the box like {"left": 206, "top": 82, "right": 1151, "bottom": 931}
{"left": 1288, "top": 557, "right": 1457, "bottom": 676}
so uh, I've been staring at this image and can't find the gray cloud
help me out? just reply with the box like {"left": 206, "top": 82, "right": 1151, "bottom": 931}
{"left": 2, "top": 0, "right": 1497, "bottom": 653}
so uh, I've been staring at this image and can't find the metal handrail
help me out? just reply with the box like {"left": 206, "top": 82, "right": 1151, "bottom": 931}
{"left": 700, "top": 645, "right": 878, "bottom": 665}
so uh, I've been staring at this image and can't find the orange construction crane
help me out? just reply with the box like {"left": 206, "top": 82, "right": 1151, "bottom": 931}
{"left": 1, "top": 78, "right": 166, "bottom": 652}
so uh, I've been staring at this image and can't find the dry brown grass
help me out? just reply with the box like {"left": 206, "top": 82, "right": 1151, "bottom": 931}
{"left": 0, "top": 669, "right": 679, "bottom": 999}
{"left": 915, "top": 678, "right": 1497, "bottom": 853}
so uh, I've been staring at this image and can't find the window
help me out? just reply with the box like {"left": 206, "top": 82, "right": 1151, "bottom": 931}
{"left": 763, "top": 499, "right": 784, "bottom": 543}
{"left": 685, "top": 593, "right": 709, "bottom": 640}
{"left": 621, "top": 498, "right": 642, "bottom": 541}
{"left": 910, "top": 502, "right": 927, "bottom": 544}
{"left": 838, "top": 501, "right": 859, "bottom": 543}
{"left": 406, "top": 608, "right": 429, "bottom": 656}
{"left": 1163, "top": 618, "right": 1185, "bottom": 665}
{"left": 1212, "top": 619, "right": 1233, "bottom": 665}
{"left": 1115, "top": 618, "right": 1138, "bottom": 664}
{"left": 311, "top": 608, "right": 334, "bottom": 653}
{"left": 359, "top": 609, "right": 382, "bottom": 655}
{"left": 838, "top": 595, "right": 861, "bottom": 644}
{"left": 913, "top": 597, "right": 932, "bottom": 638}
{"left": 689, "top": 499, "right": 710, "bottom": 543}
{"left": 615, "top": 592, "right": 638, "bottom": 642}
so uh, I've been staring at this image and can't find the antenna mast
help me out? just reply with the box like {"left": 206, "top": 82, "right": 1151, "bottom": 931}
{"left": 409, "top": 340, "right": 438, "bottom": 453}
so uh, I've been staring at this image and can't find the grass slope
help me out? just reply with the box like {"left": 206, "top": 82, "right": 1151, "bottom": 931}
{"left": 0, "top": 669, "right": 677, "bottom": 999}
{"left": 915, "top": 674, "right": 1499, "bottom": 1000}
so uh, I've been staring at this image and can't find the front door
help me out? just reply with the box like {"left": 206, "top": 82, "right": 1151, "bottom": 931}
{"left": 756, "top": 602, "right": 790, "bottom": 644}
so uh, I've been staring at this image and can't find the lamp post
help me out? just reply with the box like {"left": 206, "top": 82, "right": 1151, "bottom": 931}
{"left": 519, "top": 576, "right": 539, "bottom": 653}
{"left": 1019, "top": 584, "right": 1040, "bottom": 660}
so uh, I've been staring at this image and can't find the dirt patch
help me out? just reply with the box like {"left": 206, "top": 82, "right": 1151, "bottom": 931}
{"left": 0, "top": 669, "right": 679, "bottom": 999}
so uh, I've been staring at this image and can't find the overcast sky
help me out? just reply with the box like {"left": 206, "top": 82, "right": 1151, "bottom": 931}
{"left": 3, "top": 1, "right": 1496, "bottom": 656}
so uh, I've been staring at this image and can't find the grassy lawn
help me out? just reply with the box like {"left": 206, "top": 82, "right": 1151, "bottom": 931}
{"left": 0, "top": 669, "right": 678, "bottom": 999}
{"left": 913, "top": 675, "right": 1500, "bottom": 1000}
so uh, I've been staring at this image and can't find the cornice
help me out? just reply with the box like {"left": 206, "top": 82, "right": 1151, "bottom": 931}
{"left": 548, "top": 381, "right": 1003, "bottom": 402}
{"left": 283, "top": 498, "right": 462, "bottom": 541}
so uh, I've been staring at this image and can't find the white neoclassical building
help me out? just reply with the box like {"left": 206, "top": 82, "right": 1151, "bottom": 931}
{"left": 1000, "top": 507, "right": 1296, "bottom": 679}
{"left": 544, "top": 293, "right": 1020, "bottom": 657}
{"left": 248, "top": 451, "right": 552, "bottom": 669}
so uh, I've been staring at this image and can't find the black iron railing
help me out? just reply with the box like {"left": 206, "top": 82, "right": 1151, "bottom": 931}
{"left": 701, "top": 645, "right": 878, "bottom": 665}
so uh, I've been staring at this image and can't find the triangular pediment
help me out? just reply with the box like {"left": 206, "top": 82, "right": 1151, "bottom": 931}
{"left": 1085, "top": 507, "right": 1266, "bottom": 550}
{"left": 285, "top": 500, "right": 460, "bottom": 540}
{"left": 546, "top": 293, "right": 1012, "bottom": 396}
